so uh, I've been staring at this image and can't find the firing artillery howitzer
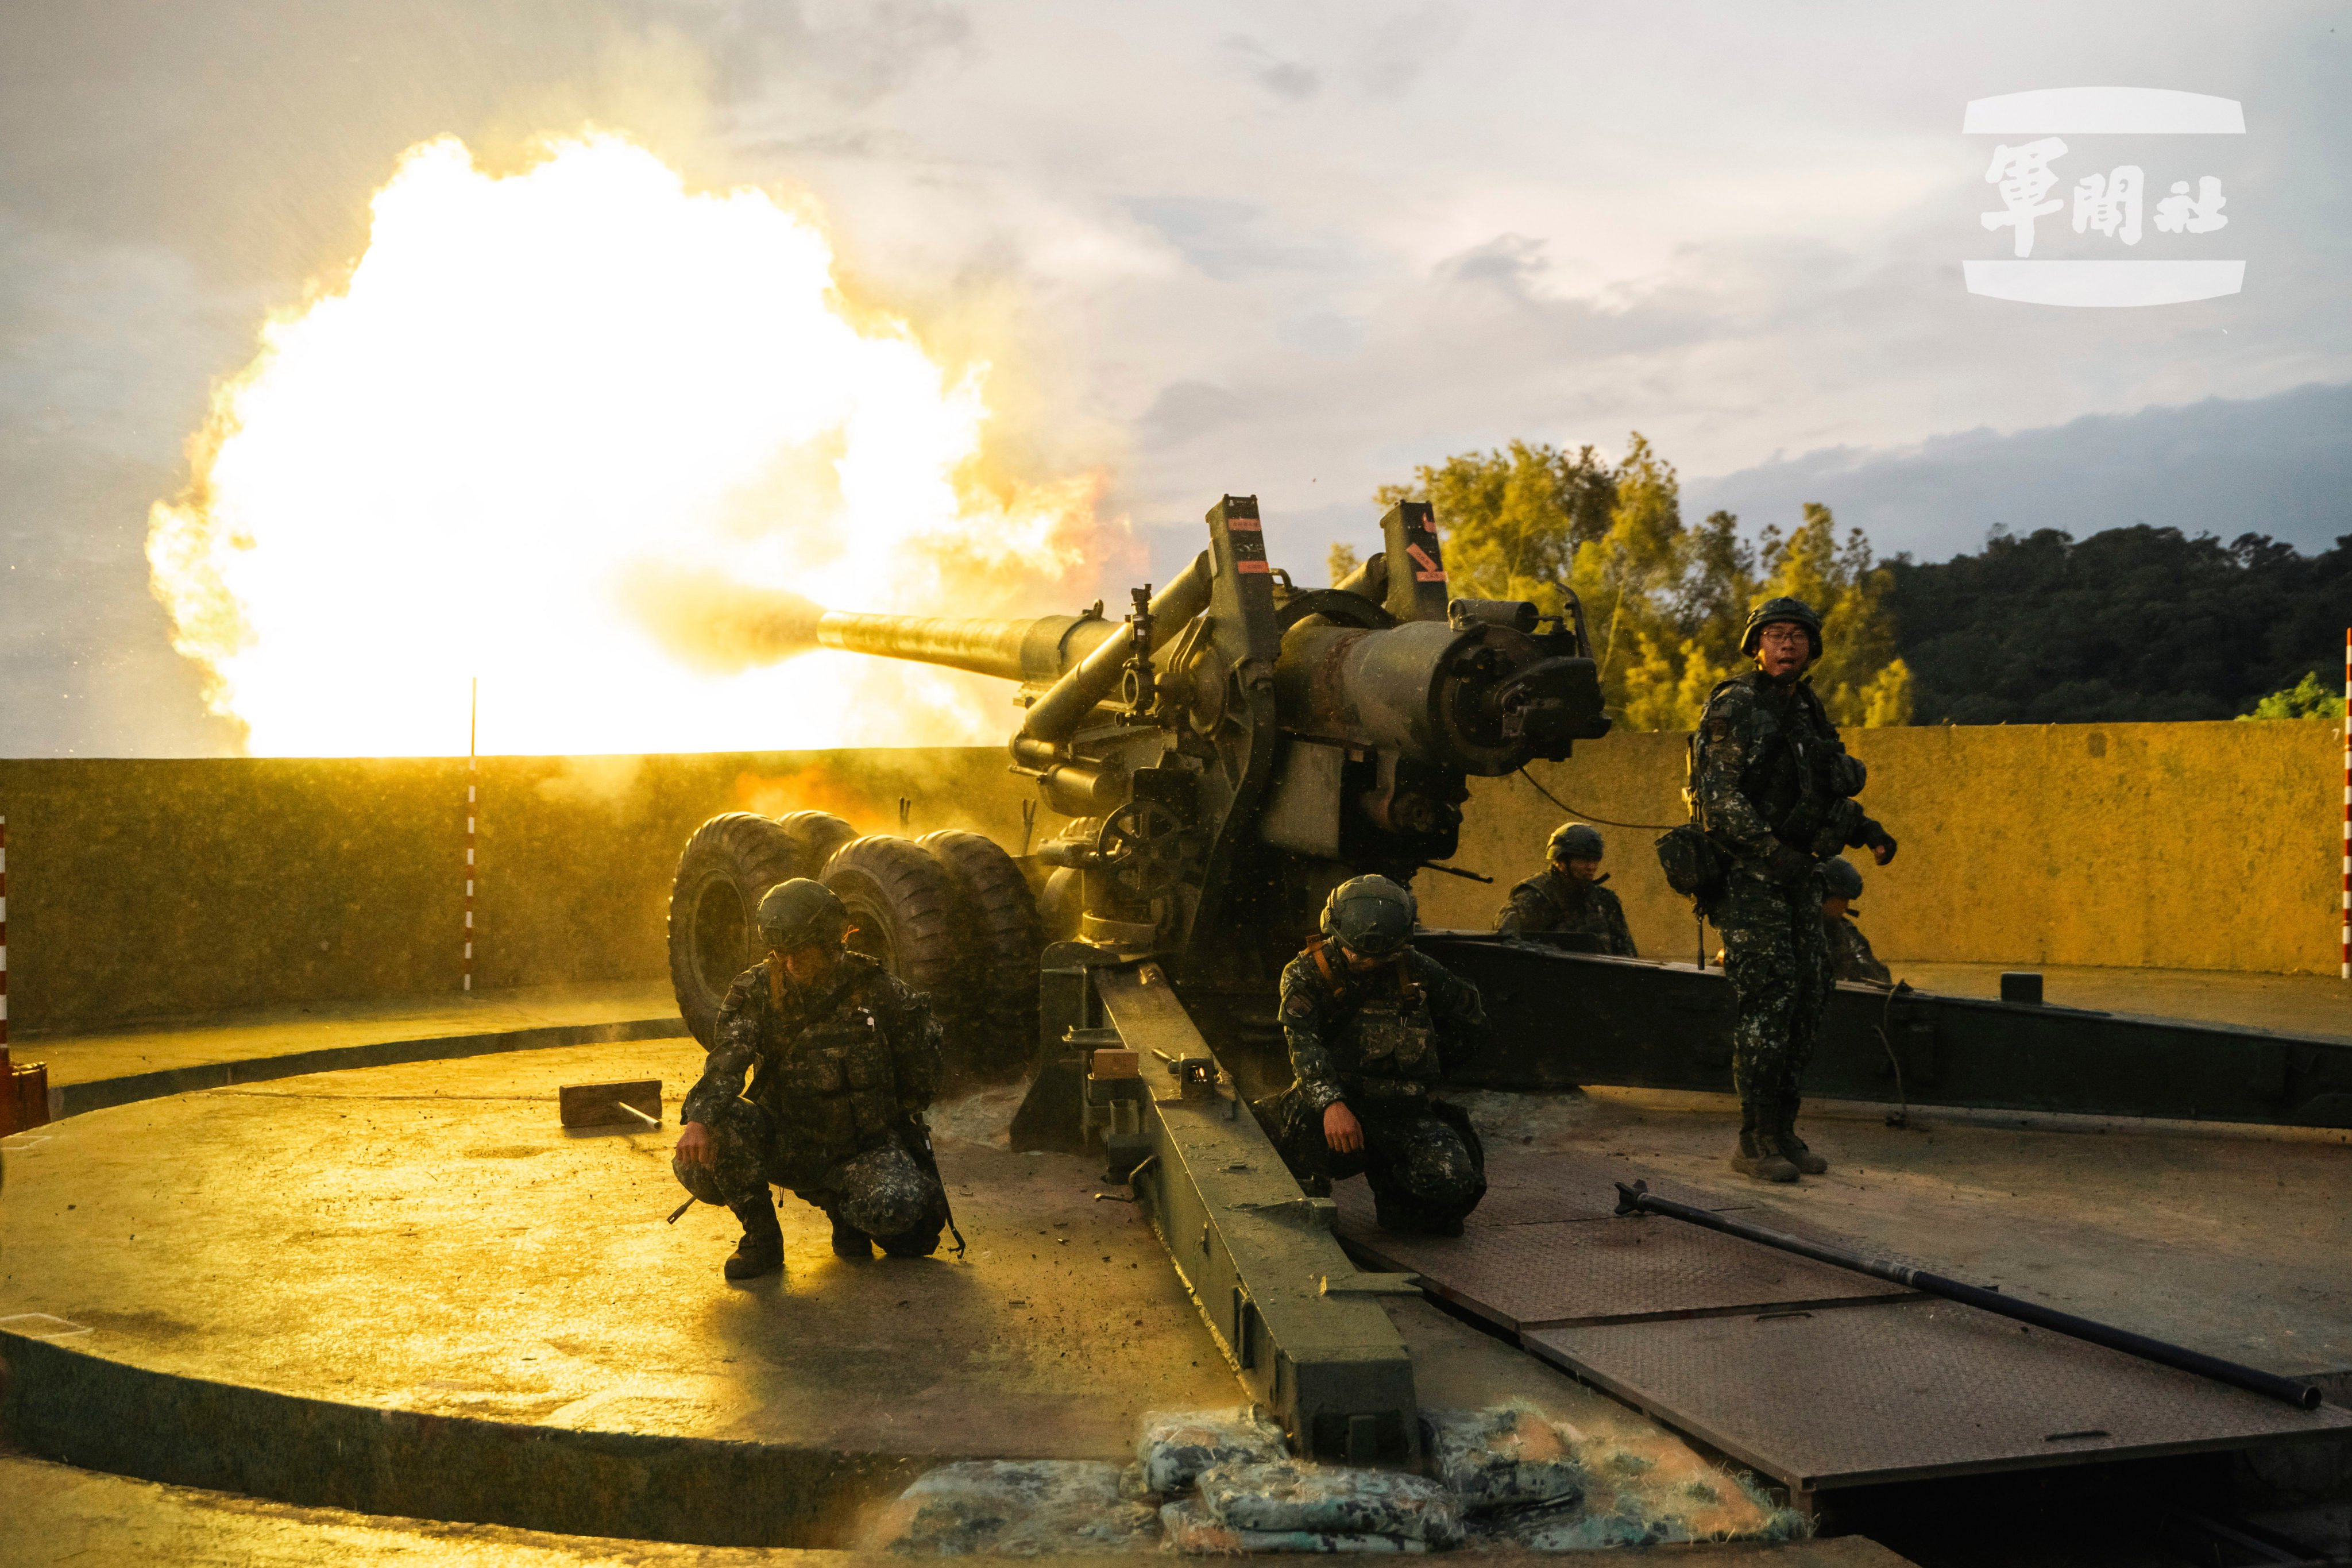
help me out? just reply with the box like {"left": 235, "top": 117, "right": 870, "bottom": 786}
{"left": 662, "top": 496, "right": 1605, "bottom": 1460}
{"left": 666, "top": 496, "right": 1606, "bottom": 1071}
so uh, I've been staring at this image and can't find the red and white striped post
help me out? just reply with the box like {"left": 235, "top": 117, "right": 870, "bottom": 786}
{"left": 465, "top": 679, "right": 477, "bottom": 995}
{"left": 2341, "top": 629, "right": 2349, "bottom": 981}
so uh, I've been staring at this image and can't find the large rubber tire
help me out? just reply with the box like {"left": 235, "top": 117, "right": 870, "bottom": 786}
{"left": 820, "top": 835, "right": 972, "bottom": 1056}
{"left": 918, "top": 831, "right": 1044, "bottom": 1081}
{"left": 667, "top": 813, "right": 801, "bottom": 1047}
{"left": 775, "top": 810, "right": 855, "bottom": 875}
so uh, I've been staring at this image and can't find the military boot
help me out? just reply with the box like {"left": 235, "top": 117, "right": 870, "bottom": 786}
{"left": 1774, "top": 1096, "right": 1829, "bottom": 1175}
{"left": 1729, "top": 1102, "right": 1799, "bottom": 1183}
{"left": 724, "top": 1196, "right": 785, "bottom": 1281}
{"left": 830, "top": 1214, "right": 876, "bottom": 1260}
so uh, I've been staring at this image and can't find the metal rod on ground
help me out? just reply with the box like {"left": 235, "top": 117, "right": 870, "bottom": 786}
{"left": 465, "top": 678, "right": 477, "bottom": 995}
{"left": 615, "top": 1100, "right": 659, "bottom": 1128}
{"left": 665, "top": 1196, "right": 697, "bottom": 1223}
{"left": 1612, "top": 1179, "right": 2323, "bottom": 1410}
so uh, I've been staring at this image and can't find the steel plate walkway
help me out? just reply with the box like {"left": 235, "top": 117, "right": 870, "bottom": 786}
{"left": 1334, "top": 1151, "right": 2352, "bottom": 1505}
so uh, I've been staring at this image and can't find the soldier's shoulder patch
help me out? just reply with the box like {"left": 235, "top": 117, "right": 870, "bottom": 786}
{"left": 1283, "top": 990, "right": 1316, "bottom": 1018}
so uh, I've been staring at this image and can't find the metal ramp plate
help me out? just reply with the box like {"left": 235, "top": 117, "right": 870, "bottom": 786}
{"left": 1331, "top": 1150, "right": 1745, "bottom": 1229}
{"left": 1527, "top": 1297, "right": 2352, "bottom": 1494}
{"left": 1336, "top": 1211, "right": 1909, "bottom": 1333}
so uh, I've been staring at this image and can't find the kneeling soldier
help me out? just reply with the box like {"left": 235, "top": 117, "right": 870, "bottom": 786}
{"left": 1495, "top": 821, "right": 1637, "bottom": 956}
{"left": 1821, "top": 858, "right": 1891, "bottom": 987}
{"left": 1264, "top": 875, "right": 1490, "bottom": 1236}
{"left": 673, "top": 879, "right": 948, "bottom": 1280}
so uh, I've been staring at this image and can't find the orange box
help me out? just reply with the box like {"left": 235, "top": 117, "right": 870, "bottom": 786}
{"left": 1088, "top": 1049, "right": 1141, "bottom": 1080}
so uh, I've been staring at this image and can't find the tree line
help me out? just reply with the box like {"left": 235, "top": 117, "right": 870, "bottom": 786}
{"left": 1359, "top": 437, "right": 2349, "bottom": 729}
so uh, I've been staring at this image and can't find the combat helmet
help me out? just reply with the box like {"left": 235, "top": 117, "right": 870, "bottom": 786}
{"left": 1820, "top": 857, "right": 1864, "bottom": 902}
{"left": 1740, "top": 596, "right": 1823, "bottom": 659}
{"left": 1320, "top": 874, "right": 1416, "bottom": 959}
{"left": 1547, "top": 822, "right": 1604, "bottom": 863}
{"left": 756, "top": 878, "right": 851, "bottom": 951}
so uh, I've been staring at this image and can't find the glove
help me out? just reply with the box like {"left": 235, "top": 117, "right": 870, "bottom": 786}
{"left": 1766, "top": 845, "right": 1815, "bottom": 884}
{"left": 1862, "top": 822, "right": 1897, "bottom": 865}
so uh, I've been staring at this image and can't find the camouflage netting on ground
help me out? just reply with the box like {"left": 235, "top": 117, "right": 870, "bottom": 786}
{"left": 860, "top": 1459, "right": 1161, "bottom": 1555}
{"left": 1194, "top": 1461, "right": 1466, "bottom": 1549}
{"left": 1420, "top": 1404, "right": 1588, "bottom": 1514}
{"left": 1159, "top": 1495, "right": 1434, "bottom": 1555}
{"left": 1133, "top": 1407, "right": 1292, "bottom": 1497}
{"left": 1465, "top": 1426, "right": 1810, "bottom": 1552}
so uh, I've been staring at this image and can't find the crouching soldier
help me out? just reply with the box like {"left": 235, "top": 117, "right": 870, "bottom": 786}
{"left": 1262, "top": 875, "right": 1490, "bottom": 1236}
{"left": 673, "top": 879, "right": 949, "bottom": 1280}
{"left": 1495, "top": 822, "right": 1637, "bottom": 956}
{"left": 1821, "top": 858, "right": 1891, "bottom": 986}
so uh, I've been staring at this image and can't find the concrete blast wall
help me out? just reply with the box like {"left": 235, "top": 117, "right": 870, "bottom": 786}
{"left": 0, "top": 751, "right": 1045, "bottom": 1036}
{"left": 1416, "top": 719, "right": 2348, "bottom": 977}
{"left": 0, "top": 718, "right": 2339, "bottom": 1033}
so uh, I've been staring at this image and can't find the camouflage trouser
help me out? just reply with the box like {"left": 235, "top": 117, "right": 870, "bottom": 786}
{"left": 1266, "top": 1090, "right": 1486, "bottom": 1234}
{"left": 1712, "top": 874, "right": 1835, "bottom": 1125}
{"left": 673, "top": 1095, "right": 947, "bottom": 1251}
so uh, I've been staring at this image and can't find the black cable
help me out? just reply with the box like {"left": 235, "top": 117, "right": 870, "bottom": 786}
{"left": 1513, "top": 768, "right": 1678, "bottom": 832}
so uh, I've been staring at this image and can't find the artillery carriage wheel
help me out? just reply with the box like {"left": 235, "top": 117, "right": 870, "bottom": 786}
{"left": 666, "top": 813, "right": 804, "bottom": 1047}
{"left": 918, "top": 830, "right": 1044, "bottom": 1080}
{"left": 774, "top": 809, "right": 855, "bottom": 874}
{"left": 820, "top": 835, "right": 979, "bottom": 1074}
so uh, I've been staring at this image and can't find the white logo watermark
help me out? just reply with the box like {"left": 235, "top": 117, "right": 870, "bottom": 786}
{"left": 1963, "top": 87, "right": 2244, "bottom": 307}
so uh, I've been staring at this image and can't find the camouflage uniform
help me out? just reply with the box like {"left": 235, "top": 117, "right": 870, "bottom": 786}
{"left": 1691, "top": 669, "right": 1887, "bottom": 1161}
{"left": 1494, "top": 868, "right": 1638, "bottom": 956}
{"left": 1824, "top": 915, "right": 1891, "bottom": 986}
{"left": 674, "top": 952, "right": 948, "bottom": 1254}
{"left": 1264, "top": 940, "right": 1490, "bottom": 1234}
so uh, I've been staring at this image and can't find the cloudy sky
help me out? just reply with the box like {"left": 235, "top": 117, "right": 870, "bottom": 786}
{"left": 3, "top": 1, "right": 2346, "bottom": 754}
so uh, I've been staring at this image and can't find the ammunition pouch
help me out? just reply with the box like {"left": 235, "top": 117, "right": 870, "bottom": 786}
{"left": 1655, "top": 822, "right": 1724, "bottom": 901}
{"left": 758, "top": 1001, "right": 903, "bottom": 1171}
{"left": 1808, "top": 798, "right": 1866, "bottom": 858}
{"left": 1830, "top": 752, "right": 1867, "bottom": 798}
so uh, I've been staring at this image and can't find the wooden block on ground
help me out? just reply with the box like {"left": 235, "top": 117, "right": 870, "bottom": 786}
{"left": 10, "top": 1063, "right": 48, "bottom": 1133}
{"left": 559, "top": 1079, "right": 662, "bottom": 1129}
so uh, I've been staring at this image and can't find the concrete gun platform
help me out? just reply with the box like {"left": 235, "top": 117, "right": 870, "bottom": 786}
{"left": 0, "top": 1036, "right": 1752, "bottom": 1551}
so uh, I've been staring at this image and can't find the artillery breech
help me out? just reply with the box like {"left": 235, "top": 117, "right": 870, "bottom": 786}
{"left": 1612, "top": 1181, "right": 2323, "bottom": 1410}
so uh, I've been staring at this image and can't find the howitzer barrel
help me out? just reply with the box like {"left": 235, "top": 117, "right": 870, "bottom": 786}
{"left": 810, "top": 610, "right": 1108, "bottom": 685}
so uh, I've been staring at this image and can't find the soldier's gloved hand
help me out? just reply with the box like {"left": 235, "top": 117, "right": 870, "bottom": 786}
{"left": 1766, "top": 845, "right": 1814, "bottom": 884}
{"left": 1864, "top": 824, "right": 1898, "bottom": 866}
{"left": 675, "top": 1120, "right": 715, "bottom": 1168}
{"left": 1322, "top": 1102, "right": 1365, "bottom": 1155}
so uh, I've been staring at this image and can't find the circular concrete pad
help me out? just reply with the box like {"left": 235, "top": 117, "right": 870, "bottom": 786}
{"left": 0, "top": 1040, "right": 1238, "bottom": 1544}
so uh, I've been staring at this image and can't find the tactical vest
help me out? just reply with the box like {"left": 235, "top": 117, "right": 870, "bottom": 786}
{"left": 1698, "top": 676, "right": 1843, "bottom": 851}
{"left": 1307, "top": 940, "right": 1439, "bottom": 1102}
{"left": 749, "top": 959, "right": 904, "bottom": 1168}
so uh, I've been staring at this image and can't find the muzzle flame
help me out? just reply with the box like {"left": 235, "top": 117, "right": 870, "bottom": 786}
{"left": 146, "top": 133, "right": 1122, "bottom": 756}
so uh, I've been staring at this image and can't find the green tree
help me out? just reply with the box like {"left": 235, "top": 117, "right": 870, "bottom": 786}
{"left": 1373, "top": 439, "right": 1617, "bottom": 616}
{"left": 1327, "top": 542, "right": 1360, "bottom": 586}
{"left": 1752, "top": 503, "right": 1914, "bottom": 728}
{"left": 2238, "top": 671, "right": 2346, "bottom": 721}
{"left": 1376, "top": 440, "right": 1914, "bottom": 731}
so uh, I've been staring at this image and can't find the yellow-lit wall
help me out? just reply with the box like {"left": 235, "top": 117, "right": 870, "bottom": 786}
{"left": 0, "top": 750, "right": 1044, "bottom": 1036}
{"left": 2, "top": 719, "right": 2340, "bottom": 1033}
{"left": 1415, "top": 720, "right": 2349, "bottom": 977}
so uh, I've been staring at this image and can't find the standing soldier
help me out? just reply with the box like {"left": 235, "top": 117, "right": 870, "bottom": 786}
{"left": 1495, "top": 822, "right": 1639, "bottom": 956}
{"left": 1264, "top": 876, "right": 1490, "bottom": 1235}
{"left": 1821, "top": 857, "right": 1892, "bottom": 986}
{"left": 1690, "top": 598, "right": 1897, "bottom": 1183}
{"left": 673, "top": 879, "right": 949, "bottom": 1279}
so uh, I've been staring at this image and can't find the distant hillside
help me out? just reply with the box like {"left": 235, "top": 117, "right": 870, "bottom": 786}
{"left": 1887, "top": 526, "right": 2352, "bottom": 725}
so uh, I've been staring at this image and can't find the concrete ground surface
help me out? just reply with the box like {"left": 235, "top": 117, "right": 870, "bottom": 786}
{"left": 0, "top": 1456, "right": 1916, "bottom": 1568}
{"left": 0, "top": 1038, "right": 1779, "bottom": 1551}
{"left": 1463, "top": 1087, "right": 2352, "bottom": 1381}
{"left": 1885, "top": 961, "right": 2350, "bottom": 1041}
{"left": 17, "top": 979, "right": 682, "bottom": 1087}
